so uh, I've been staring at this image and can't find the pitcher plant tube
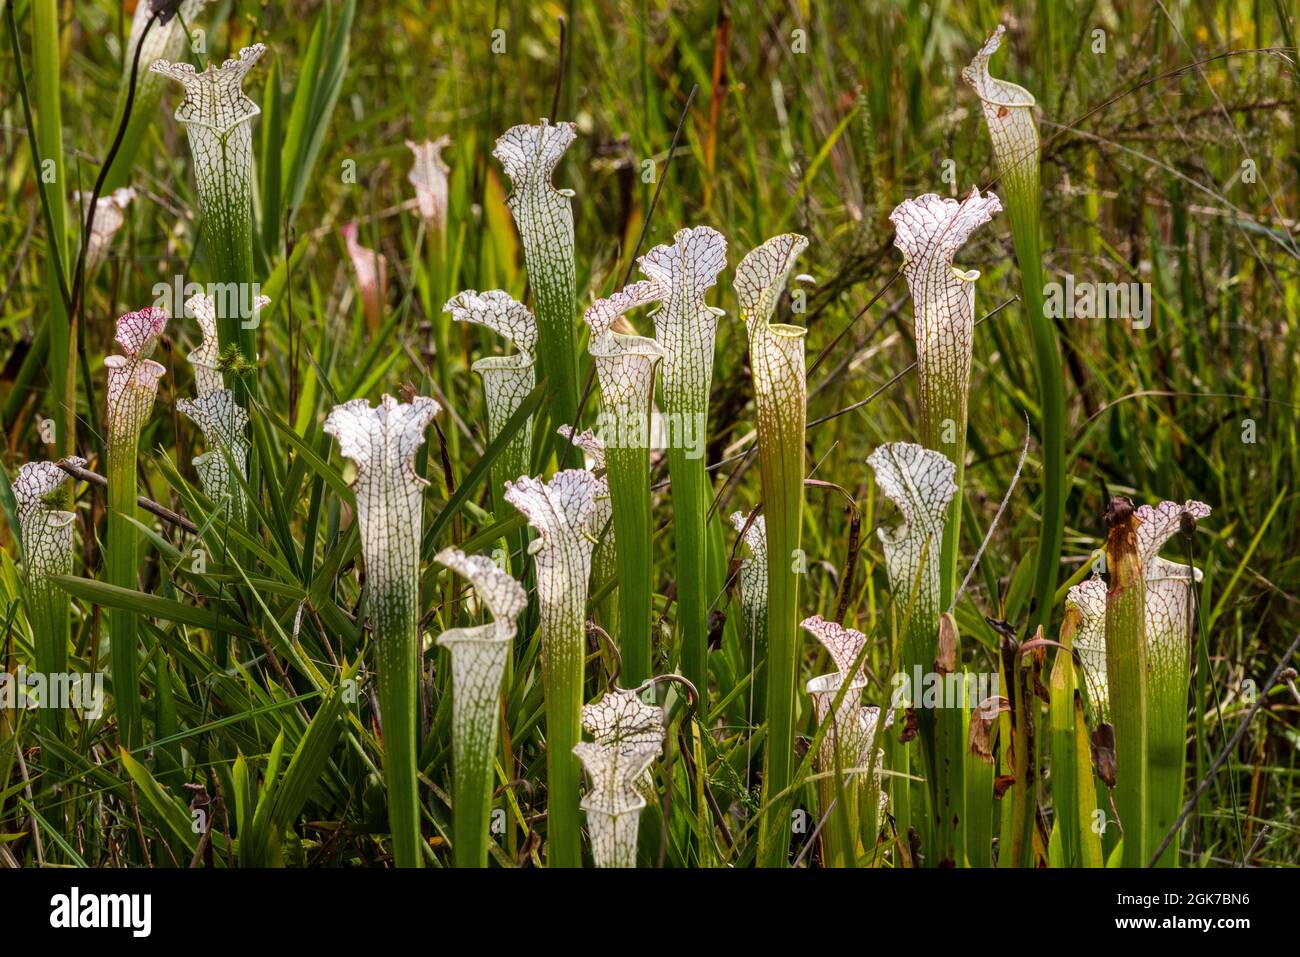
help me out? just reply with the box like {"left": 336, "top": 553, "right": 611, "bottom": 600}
{"left": 731, "top": 510, "right": 769, "bottom": 730}
{"left": 504, "top": 468, "right": 600, "bottom": 867}
{"left": 74, "top": 187, "right": 135, "bottom": 278}
{"left": 1137, "top": 500, "right": 1211, "bottom": 867}
{"left": 104, "top": 0, "right": 213, "bottom": 190}
{"left": 104, "top": 306, "right": 169, "bottom": 750}
{"left": 867, "top": 440, "right": 957, "bottom": 860}
{"left": 342, "top": 221, "right": 389, "bottom": 333}
{"left": 734, "top": 232, "right": 809, "bottom": 867}
{"left": 177, "top": 389, "right": 251, "bottom": 524}
{"left": 557, "top": 426, "right": 617, "bottom": 636}
{"left": 1051, "top": 580, "right": 1106, "bottom": 867}
{"left": 15, "top": 458, "right": 83, "bottom": 744}
{"left": 324, "top": 393, "right": 441, "bottom": 868}
{"left": 434, "top": 547, "right": 528, "bottom": 868}
{"left": 640, "top": 226, "right": 728, "bottom": 694}
{"left": 963, "top": 25, "right": 1064, "bottom": 633}
{"left": 573, "top": 740, "right": 661, "bottom": 868}
{"left": 801, "top": 614, "right": 875, "bottom": 868}
{"left": 493, "top": 119, "right": 581, "bottom": 439}
{"left": 584, "top": 278, "right": 668, "bottom": 683}
{"left": 577, "top": 687, "right": 666, "bottom": 866}
{"left": 152, "top": 43, "right": 266, "bottom": 400}
{"left": 407, "top": 136, "right": 452, "bottom": 239}
{"left": 445, "top": 289, "right": 538, "bottom": 532}
{"left": 889, "top": 187, "right": 1001, "bottom": 605}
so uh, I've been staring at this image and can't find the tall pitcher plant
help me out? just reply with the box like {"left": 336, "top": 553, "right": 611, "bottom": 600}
{"left": 153, "top": 44, "right": 266, "bottom": 406}
{"left": 557, "top": 426, "right": 618, "bottom": 636}
{"left": 105, "top": 307, "right": 169, "bottom": 750}
{"left": 730, "top": 511, "right": 769, "bottom": 722}
{"left": 584, "top": 279, "right": 667, "bottom": 683}
{"left": 1050, "top": 581, "right": 1106, "bottom": 867}
{"left": 889, "top": 188, "right": 1001, "bottom": 604}
{"left": 963, "top": 26, "right": 1065, "bottom": 631}
{"left": 493, "top": 120, "right": 581, "bottom": 439}
{"left": 325, "top": 394, "right": 441, "bottom": 868}
{"left": 801, "top": 615, "right": 882, "bottom": 868}
{"left": 104, "top": 0, "right": 213, "bottom": 189}
{"left": 734, "top": 233, "right": 809, "bottom": 867}
{"left": 867, "top": 441, "right": 957, "bottom": 861}
{"left": 642, "top": 227, "right": 728, "bottom": 693}
{"left": 575, "top": 689, "right": 666, "bottom": 868}
{"left": 178, "top": 293, "right": 263, "bottom": 525}
{"left": 445, "top": 289, "right": 538, "bottom": 549}
{"left": 1102, "top": 497, "right": 1212, "bottom": 866}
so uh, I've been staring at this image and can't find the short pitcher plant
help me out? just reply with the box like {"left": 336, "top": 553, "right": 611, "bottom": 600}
{"left": 504, "top": 468, "right": 599, "bottom": 867}
{"left": 434, "top": 548, "right": 527, "bottom": 868}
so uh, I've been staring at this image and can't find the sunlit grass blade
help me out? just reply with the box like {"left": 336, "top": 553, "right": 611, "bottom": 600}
{"left": 31, "top": 0, "right": 72, "bottom": 453}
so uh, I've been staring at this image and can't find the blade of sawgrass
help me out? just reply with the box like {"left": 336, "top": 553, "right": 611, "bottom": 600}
{"left": 279, "top": 0, "right": 354, "bottom": 232}
{"left": 52, "top": 575, "right": 254, "bottom": 639}
{"left": 258, "top": 54, "right": 285, "bottom": 262}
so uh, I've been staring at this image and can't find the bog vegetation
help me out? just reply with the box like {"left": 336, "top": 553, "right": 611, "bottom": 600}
{"left": 0, "top": 0, "right": 1297, "bottom": 868}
